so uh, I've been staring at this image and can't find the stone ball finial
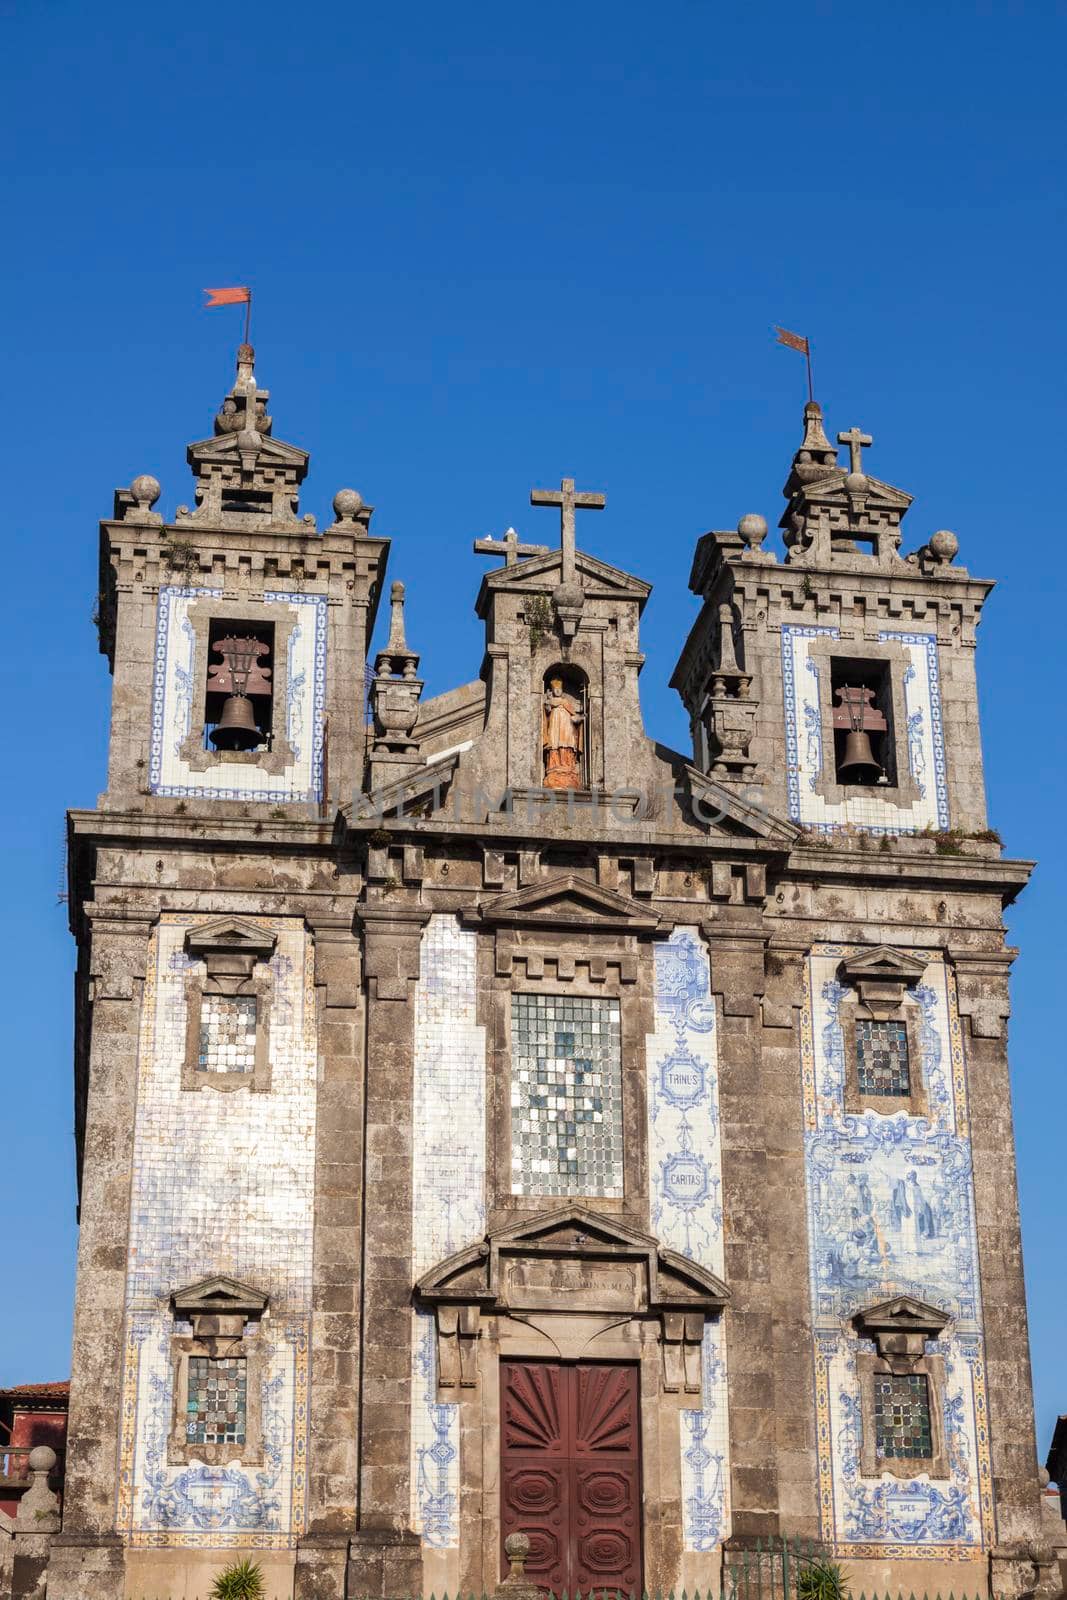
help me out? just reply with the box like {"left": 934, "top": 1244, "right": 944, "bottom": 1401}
{"left": 333, "top": 488, "right": 364, "bottom": 524}
{"left": 27, "top": 1446, "right": 56, "bottom": 1473}
{"left": 504, "top": 1532, "right": 531, "bottom": 1575}
{"left": 553, "top": 580, "right": 584, "bottom": 611}
{"left": 391, "top": 580, "right": 405, "bottom": 602}
{"left": 737, "top": 513, "right": 767, "bottom": 550}
{"left": 844, "top": 471, "right": 868, "bottom": 493}
{"left": 930, "top": 528, "right": 959, "bottom": 564}
{"left": 130, "top": 473, "right": 161, "bottom": 510}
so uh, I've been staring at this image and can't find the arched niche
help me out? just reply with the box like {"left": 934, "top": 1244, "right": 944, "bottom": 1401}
{"left": 541, "top": 663, "right": 588, "bottom": 789}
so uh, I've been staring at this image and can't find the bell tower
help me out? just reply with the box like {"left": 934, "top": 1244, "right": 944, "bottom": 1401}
{"left": 673, "top": 402, "right": 990, "bottom": 836}
{"left": 97, "top": 343, "right": 389, "bottom": 811}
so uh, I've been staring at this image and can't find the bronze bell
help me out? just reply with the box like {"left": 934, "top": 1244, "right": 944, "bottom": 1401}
{"left": 210, "top": 694, "right": 262, "bottom": 751}
{"left": 838, "top": 728, "right": 883, "bottom": 784}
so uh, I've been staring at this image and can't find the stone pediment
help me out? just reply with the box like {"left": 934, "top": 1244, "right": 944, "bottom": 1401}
{"left": 841, "top": 946, "right": 928, "bottom": 981}
{"left": 417, "top": 1204, "right": 729, "bottom": 1315}
{"left": 172, "top": 1275, "right": 268, "bottom": 1317}
{"left": 418, "top": 1206, "right": 727, "bottom": 1394}
{"left": 839, "top": 945, "right": 927, "bottom": 1016}
{"left": 802, "top": 471, "right": 913, "bottom": 513}
{"left": 187, "top": 431, "right": 309, "bottom": 473}
{"left": 476, "top": 548, "right": 651, "bottom": 612}
{"left": 853, "top": 1294, "right": 950, "bottom": 1361}
{"left": 473, "top": 874, "right": 661, "bottom": 934}
{"left": 185, "top": 917, "right": 277, "bottom": 961}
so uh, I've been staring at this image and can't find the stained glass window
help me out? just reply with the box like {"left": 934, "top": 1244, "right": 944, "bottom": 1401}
{"left": 874, "top": 1371, "right": 932, "bottom": 1459}
{"left": 856, "top": 1018, "right": 910, "bottom": 1096}
{"left": 185, "top": 1356, "right": 247, "bottom": 1445}
{"left": 510, "top": 994, "right": 623, "bottom": 1198}
{"left": 198, "top": 994, "right": 257, "bottom": 1073}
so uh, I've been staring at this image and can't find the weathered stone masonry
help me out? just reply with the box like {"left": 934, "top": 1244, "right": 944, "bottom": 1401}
{"left": 45, "top": 353, "right": 1050, "bottom": 1600}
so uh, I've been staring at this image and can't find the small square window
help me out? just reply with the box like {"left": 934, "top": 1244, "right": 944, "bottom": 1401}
{"left": 185, "top": 1356, "right": 247, "bottom": 1446}
{"left": 856, "top": 1018, "right": 910, "bottom": 1097}
{"left": 874, "top": 1372, "right": 932, "bottom": 1460}
{"left": 198, "top": 994, "right": 258, "bottom": 1073}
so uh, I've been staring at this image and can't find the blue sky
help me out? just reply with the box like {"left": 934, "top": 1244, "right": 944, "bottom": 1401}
{"left": 2, "top": 1, "right": 1064, "bottom": 1467}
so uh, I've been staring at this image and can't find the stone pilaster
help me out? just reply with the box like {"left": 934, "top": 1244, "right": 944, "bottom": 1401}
{"left": 296, "top": 911, "right": 364, "bottom": 1600}
{"left": 346, "top": 903, "right": 430, "bottom": 1600}
{"left": 952, "top": 955, "right": 1046, "bottom": 1588}
{"left": 47, "top": 908, "right": 153, "bottom": 1600}
{"left": 710, "top": 921, "right": 780, "bottom": 1539}
{"left": 760, "top": 945, "right": 819, "bottom": 1538}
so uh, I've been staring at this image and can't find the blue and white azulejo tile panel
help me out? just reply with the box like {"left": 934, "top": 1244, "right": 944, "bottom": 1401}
{"left": 117, "top": 916, "right": 315, "bottom": 1548}
{"left": 149, "top": 585, "right": 327, "bottom": 802}
{"left": 410, "top": 915, "right": 487, "bottom": 1548}
{"left": 781, "top": 625, "right": 949, "bottom": 834}
{"left": 800, "top": 948, "right": 994, "bottom": 1557}
{"left": 646, "top": 927, "right": 730, "bottom": 1551}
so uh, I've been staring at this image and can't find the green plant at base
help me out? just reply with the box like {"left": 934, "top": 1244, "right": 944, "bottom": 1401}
{"left": 797, "top": 1556, "right": 851, "bottom": 1600}
{"left": 210, "top": 1557, "right": 266, "bottom": 1600}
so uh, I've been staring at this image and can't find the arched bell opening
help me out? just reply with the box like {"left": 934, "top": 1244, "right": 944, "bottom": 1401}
{"left": 541, "top": 663, "right": 588, "bottom": 790}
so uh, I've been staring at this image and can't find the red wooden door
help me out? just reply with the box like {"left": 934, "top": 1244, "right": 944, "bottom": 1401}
{"left": 501, "top": 1361, "right": 642, "bottom": 1597}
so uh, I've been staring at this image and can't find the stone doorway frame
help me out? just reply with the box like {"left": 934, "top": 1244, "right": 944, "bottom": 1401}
{"left": 415, "top": 1205, "right": 729, "bottom": 1595}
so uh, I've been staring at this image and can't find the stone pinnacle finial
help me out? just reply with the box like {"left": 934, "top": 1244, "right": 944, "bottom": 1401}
{"left": 387, "top": 580, "right": 409, "bottom": 652}
{"left": 214, "top": 343, "right": 272, "bottom": 441}
{"left": 790, "top": 400, "right": 839, "bottom": 484}
{"left": 717, "top": 602, "right": 740, "bottom": 673}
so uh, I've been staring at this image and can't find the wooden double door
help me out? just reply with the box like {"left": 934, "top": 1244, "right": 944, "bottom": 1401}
{"left": 500, "top": 1360, "right": 642, "bottom": 1597}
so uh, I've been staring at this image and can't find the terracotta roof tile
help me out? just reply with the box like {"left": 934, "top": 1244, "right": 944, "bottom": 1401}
{"left": 0, "top": 1381, "right": 70, "bottom": 1400}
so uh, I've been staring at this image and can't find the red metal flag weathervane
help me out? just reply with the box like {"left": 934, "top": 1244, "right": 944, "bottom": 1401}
{"left": 204, "top": 285, "right": 253, "bottom": 344}
{"left": 774, "top": 325, "right": 814, "bottom": 403}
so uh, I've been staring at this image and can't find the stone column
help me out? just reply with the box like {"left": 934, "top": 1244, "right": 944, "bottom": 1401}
{"left": 295, "top": 911, "right": 364, "bottom": 1600}
{"left": 48, "top": 909, "right": 152, "bottom": 1600}
{"left": 953, "top": 955, "right": 1048, "bottom": 1593}
{"left": 346, "top": 903, "right": 430, "bottom": 1600}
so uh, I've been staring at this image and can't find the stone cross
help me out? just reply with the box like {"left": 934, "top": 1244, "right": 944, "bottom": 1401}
{"left": 473, "top": 527, "right": 549, "bottom": 568}
{"left": 529, "top": 477, "right": 606, "bottom": 585}
{"left": 837, "top": 426, "right": 873, "bottom": 475}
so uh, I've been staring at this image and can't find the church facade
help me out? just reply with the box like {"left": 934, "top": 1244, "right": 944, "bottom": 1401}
{"left": 49, "top": 348, "right": 1049, "bottom": 1600}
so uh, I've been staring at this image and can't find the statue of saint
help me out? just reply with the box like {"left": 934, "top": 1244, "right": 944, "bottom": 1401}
{"left": 542, "top": 677, "right": 584, "bottom": 789}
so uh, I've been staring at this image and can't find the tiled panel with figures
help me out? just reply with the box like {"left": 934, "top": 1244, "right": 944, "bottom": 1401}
{"left": 781, "top": 626, "right": 949, "bottom": 833}
{"left": 646, "top": 927, "right": 730, "bottom": 1552}
{"left": 801, "top": 949, "right": 993, "bottom": 1557}
{"left": 409, "top": 916, "right": 487, "bottom": 1548}
{"left": 149, "top": 585, "right": 327, "bottom": 801}
{"left": 116, "top": 915, "right": 314, "bottom": 1548}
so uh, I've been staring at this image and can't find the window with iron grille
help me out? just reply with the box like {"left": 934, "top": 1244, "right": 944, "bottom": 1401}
{"left": 856, "top": 1017, "right": 910, "bottom": 1097}
{"left": 185, "top": 1356, "right": 247, "bottom": 1446}
{"left": 873, "top": 1371, "right": 932, "bottom": 1460}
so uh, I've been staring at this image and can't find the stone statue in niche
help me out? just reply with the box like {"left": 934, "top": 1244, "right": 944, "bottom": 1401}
{"left": 542, "top": 674, "right": 584, "bottom": 789}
